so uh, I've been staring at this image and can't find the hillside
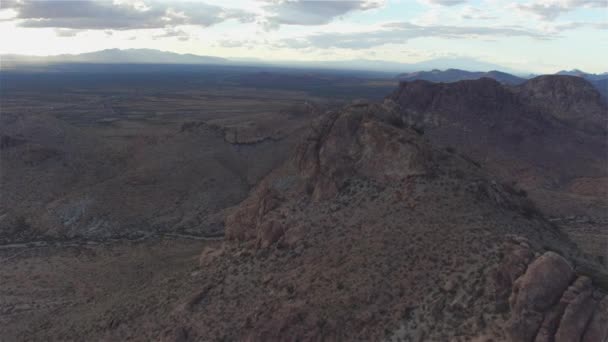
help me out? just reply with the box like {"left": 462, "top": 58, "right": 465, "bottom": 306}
{"left": 0, "top": 85, "right": 319, "bottom": 244}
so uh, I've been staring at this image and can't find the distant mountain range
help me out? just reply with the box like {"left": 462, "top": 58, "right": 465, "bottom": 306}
{"left": 556, "top": 69, "right": 608, "bottom": 81}
{"left": 397, "top": 68, "right": 608, "bottom": 100}
{"left": 397, "top": 68, "right": 526, "bottom": 85}
{"left": 2, "top": 49, "right": 606, "bottom": 98}
{"left": 1, "top": 48, "right": 228, "bottom": 66}
{"left": 1, "top": 49, "right": 519, "bottom": 74}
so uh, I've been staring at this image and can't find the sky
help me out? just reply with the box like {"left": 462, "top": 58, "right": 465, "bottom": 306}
{"left": 0, "top": 0, "right": 607, "bottom": 73}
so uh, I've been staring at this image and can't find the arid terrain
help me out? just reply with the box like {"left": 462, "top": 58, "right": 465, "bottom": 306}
{"left": 1, "top": 67, "right": 607, "bottom": 341}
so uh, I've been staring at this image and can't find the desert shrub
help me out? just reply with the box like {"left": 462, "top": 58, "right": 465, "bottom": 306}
{"left": 387, "top": 115, "right": 405, "bottom": 128}
{"left": 459, "top": 153, "right": 481, "bottom": 168}
{"left": 502, "top": 181, "right": 528, "bottom": 198}
{"left": 15, "top": 215, "right": 30, "bottom": 230}
{"left": 521, "top": 199, "right": 541, "bottom": 219}
{"left": 411, "top": 125, "right": 425, "bottom": 135}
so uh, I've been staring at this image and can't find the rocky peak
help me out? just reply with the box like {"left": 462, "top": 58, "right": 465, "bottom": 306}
{"left": 295, "top": 103, "right": 430, "bottom": 201}
{"left": 225, "top": 103, "right": 434, "bottom": 247}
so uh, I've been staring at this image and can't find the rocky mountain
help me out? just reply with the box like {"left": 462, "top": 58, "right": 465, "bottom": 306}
{"left": 389, "top": 75, "right": 608, "bottom": 260}
{"left": 157, "top": 103, "right": 606, "bottom": 341}
{"left": 397, "top": 68, "right": 526, "bottom": 85}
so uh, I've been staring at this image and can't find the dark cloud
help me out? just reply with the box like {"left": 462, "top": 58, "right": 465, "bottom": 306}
{"left": 280, "top": 22, "right": 553, "bottom": 50}
{"left": 262, "top": 0, "right": 383, "bottom": 28}
{"left": 515, "top": 0, "right": 608, "bottom": 21}
{"left": 3, "top": 0, "right": 253, "bottom": 30}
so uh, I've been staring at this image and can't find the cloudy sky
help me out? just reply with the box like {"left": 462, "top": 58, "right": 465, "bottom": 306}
{"left": 0, "top": 0, "right": 606, "bottom": 72}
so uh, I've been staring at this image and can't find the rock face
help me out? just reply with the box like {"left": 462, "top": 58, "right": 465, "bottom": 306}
{"left": 499, "top": 237, "right": 608, "bottom": 342}
{"left": 182, "top": 104, "right": 606, "bottom": 341}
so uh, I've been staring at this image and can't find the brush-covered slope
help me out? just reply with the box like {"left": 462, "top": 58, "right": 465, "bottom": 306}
{"left": 0, "top": 110, "right": 308, "bottom": 243}
{"left": 156, "top": 103, "right": 608, "bottom": 341}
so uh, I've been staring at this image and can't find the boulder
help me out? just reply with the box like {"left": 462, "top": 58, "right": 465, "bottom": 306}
{"left": 507, "top": 252, "right": 575, "bottom": 341}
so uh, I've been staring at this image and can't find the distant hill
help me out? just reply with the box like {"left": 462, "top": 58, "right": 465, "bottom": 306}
{"left": 556, "top": 69, "right": 608, "bottom": 81}
{"left": 397, "top": 68, "right": 526, "bottom": 85}
{"left": 1, "top": 48, "right": 228, "bottom": 66}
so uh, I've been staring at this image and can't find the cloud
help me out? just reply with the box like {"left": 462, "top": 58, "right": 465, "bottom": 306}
{"left": 216, "top": 39, "right": 254, "bottom": 48}
{"left": 153, "top": 27, "right": 191, "bottom": 41}
{"left": 421, "top": 0, "right": 467, "bottom": 5}
{"left": 461, "top": 7, "right": 497, "bottom": 20}
{"left": 3, "top": 0, "right": 253, "bottom": 30}
{"left": 262, "top": 0, "right": 383, "bottom": 28}
{"left": 279, "top": 22, "right": 553, "bottom": 50}
{"left": 548, "top": 20, "right": 608, "bottom": 32}
{"left": 514, "top": 0, "right": 608, "bottom": 21}
{"left": 54, "top": 28, "right": 84, "bottom": 37}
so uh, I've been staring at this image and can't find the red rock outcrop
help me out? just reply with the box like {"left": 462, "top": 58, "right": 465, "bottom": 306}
{"left": 225, "top": 103, "right": 431, "bottom": 247}
{"left": 500, "top": 237, "right": 608, "bottom": 342}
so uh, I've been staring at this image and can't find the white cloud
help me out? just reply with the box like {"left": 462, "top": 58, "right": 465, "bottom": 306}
{"left": 461, "top": 6, "right": 497, "bottom": 20}
{"left": 279, "top": 22, "right": 553, "bottom": 50}
{"left": 420, "top": 0, "right": 468, "bottom": 6}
